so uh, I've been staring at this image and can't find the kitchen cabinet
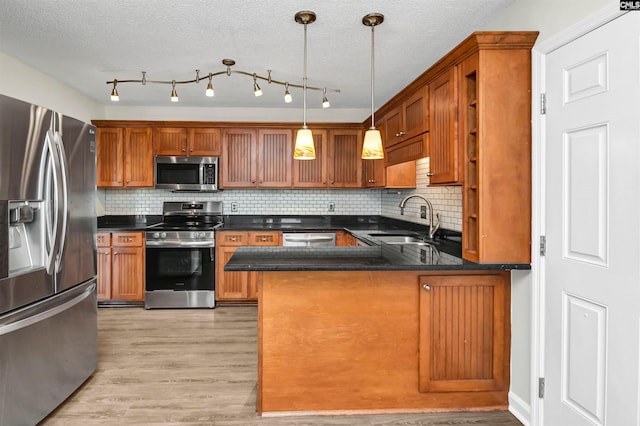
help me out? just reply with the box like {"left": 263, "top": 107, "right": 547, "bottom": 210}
{"left": 220, "top": 128, "right": 292, "bottom": 188}
{"left": 257, "top": 129, "right": 293, "bottom": 187}
{"left": 96, "top": 127, "right": 154, "bottom": 188}
{"left": 455, "top": 37, "right": 534, "bottom": 264}
{"left": 97, "top": 231, "right": 145, "bottom": 302}
{"left": 216, "top": 231, "right": 281, "bottom": 302}
{"left": 418, "top": 273, "right": 509, "bottom": 393}
{"left": 383, "top": 87, "right": 429, "bottom": 147}
{"left": 363, "top": 160, "right": 416, "bottom": 189}
{"left": 292, "top": 129, "right": 328, "bottom": 188}
{"left": 154, "top": 127, "right": 221, "bottom": 156}
{"left": 428, "top": 67, "right": 460, "bottom": 185}
{"left": 328, "top": 129, "right": 363, "bottom": 188}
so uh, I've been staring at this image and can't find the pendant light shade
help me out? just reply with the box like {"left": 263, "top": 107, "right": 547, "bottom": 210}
{"left": 361, "top": 13, "right": 384, "bottom": 160}
{"left": 294, "top": 128, "right": 316, "bottom": 159}
{"left": 362, "top": 128, "right": 384, "bottom": 159}
{"left": 293, "top": 11, "right": 317, "bottom": 160}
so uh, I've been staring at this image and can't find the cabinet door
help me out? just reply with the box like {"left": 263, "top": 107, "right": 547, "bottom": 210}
{"left": 257, "top": 129, "right": 292, "bottom": 187}
{"left": 189, "top": 128, "right": 221, "bottom": 156}
{"left": 215, "top": 245, "right": 249, "bottom": 300}
{"left": 328, "top": 129, "right": 363, "bottom": 188}
{"left": 429, "top": 67, "right": 461, "bottom": 185}
{"left": 292, "top": 129, "right": 328, "bottom": 188}
{"left": 221, "top": 128, "right": 257, "bottom": 188}
{"left": 96, "top": 247, "right": 112, "bottom": 301}
{"left": 383, "top": 106, "right": 404, "bottom": 147}
{"left": 154, "top": 127, "right": 188, "bottom": 155}
{"left": 418, "top": 274, "right": 508, "bottom": 393}
{"left": 111, "top": 246, "right": 144, "bottom": 301}
{"left": 363, "top": 159, "right": 385, "bottom": 188}
{"left": 96, "top": 128, "right": 123, "bottom": 187}
{"left": 124, "top": 128, "right": 154, "bottom": 187}
{"left": 335, "top": 231, "right": 356, "bottom": 246}
{"left": 403, "top": 87, "right": 429, "bottom": 139}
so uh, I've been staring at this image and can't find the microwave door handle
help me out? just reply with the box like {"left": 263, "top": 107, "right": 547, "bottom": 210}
{"left": 199, "top": 163, "right": 206, "bottom": 185}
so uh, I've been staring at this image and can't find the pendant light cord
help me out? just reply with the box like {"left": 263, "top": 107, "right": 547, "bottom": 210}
{"left": 303, "top": 22, "right": 308, "bottom": 128}
{"left": 370, "top": 24, "right": 375, "bottom": 129}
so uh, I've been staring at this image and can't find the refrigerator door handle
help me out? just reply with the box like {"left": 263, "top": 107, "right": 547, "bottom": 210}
{"left": 42, "top": 130, "right": 63, "bottom": 276}
{"left": 53, "top": 130, "right": 69, "bottom": 273}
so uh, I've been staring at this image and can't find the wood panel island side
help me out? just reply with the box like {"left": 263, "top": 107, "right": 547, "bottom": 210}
{"left": 225, "top": 246, "right": 524, "bottom": 415}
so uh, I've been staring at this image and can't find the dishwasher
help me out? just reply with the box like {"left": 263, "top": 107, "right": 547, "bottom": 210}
{"left": 282, "top": 232, "right": 336, "bottom": 247}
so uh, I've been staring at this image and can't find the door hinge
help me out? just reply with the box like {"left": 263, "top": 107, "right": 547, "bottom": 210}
{"left": 538, "top": 377, "right": 545, "bottom": 398}
{"left": 540, "top": 93, "right": 547, "bottom": 115}
{"left": 539, "top": 235, "right": 546, "bottom": 256}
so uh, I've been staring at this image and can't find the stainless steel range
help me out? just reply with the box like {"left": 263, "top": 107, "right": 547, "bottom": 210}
{"left": 145, "top": 201, "right": 223, "bottom": 309}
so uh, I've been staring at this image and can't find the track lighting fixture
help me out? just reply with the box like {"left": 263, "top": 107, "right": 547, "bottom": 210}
{"left": 322, "top": 88, "right": 330, "bottom": 109}
{"left": 205, "top": 75, "right": 214, "bottom": 97}
{"left": 284, "top": 83, "right": 293, "bottom": 103}
{"left": 170, "top": 80, "right": 179, "bottom": 102}
{"left": 106, "top": 57, "right": 339, "bottom": 104}
{"left": 293, "top": 10, "right": 317, "bottom": 160}
{"left": 253, "top": 74, "right": 263, "bottom": 97}
{"left": 361, "top": 13, "right": 385, "bottom": 160}
{"left": 110, "top": 80, "right": 119, "bottom": 101}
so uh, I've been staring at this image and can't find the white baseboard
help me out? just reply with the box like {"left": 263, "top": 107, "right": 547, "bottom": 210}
{"left": 509, "top": 391, "right": 531, "bottom": 426}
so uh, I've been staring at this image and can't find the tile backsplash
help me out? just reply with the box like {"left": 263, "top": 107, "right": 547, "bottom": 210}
{"left": 103, "top": 157, "right": 462, "bottom": 231}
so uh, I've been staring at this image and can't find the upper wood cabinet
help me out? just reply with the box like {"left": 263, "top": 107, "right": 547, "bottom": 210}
{"left": 364, "top": 160, "right": 416, "bottom": 189}
{"left": 257, "top": 129, "right": 292, "bottom": 187}
{"left": 221, "top": 128, "right": 257, "bottom": 188}
{"left": 459, "top": 42, "right": 534, "bottom": 264}
{"left": 292, "top": 129, "right": 328, "bottom": 188}
{"left": 154, "top": 127, "right": 220, "bottom": 156}
{"left": 328, "top": 129, "right": 363, "bottom": 188}
{"left": 221, "top": 128, "right": 292, "bottom": 188}
{"left": 428, "top": 67, "right": 461, "bottom": 185}
{"left": 97, "top": 127, "right": 153, "bottom": 188}
{"left": 383, "top": 87, "right": 429, "bottom": 147}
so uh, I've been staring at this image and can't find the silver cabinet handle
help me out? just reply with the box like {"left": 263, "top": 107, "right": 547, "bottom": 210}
{"left": 426, "top": 172, "right": 434, "bottom": 177}
{"left": 422, "top": 284, "right": 430, "bottom": 291}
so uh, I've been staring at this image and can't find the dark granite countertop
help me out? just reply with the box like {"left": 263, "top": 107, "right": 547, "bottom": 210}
{"left": 97, "top": 215, "right": 162, "bottom": 231}
{"left": 224, "top": 244, "right": 530, "bottom": 271}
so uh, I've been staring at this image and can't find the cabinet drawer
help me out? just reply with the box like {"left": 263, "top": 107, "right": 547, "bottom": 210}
{"left": 112, "top": 232, "right": 144, "bottom": 247}
{"left": 97, "top": 232, "right": 111, "bottom": 247}
{"left": 218, "top": 232, "right": 249, "bottom": 246}
{"left": 249, "top": 231, "right": 281, "bottom": 246}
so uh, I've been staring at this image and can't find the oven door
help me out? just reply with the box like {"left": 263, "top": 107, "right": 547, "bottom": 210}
{"left": 145, "top": 245, "right": 216, "bottom": 309}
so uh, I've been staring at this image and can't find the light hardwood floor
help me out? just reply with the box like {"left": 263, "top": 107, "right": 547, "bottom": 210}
{"left": 41, "top": 306, "right": 523, "bottom": 425}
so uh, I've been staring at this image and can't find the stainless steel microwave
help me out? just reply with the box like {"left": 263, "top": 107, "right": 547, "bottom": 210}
{"left": 154, "top": 156, "right": 218, "bottom": 191}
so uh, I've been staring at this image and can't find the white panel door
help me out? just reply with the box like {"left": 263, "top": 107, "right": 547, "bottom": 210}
{"left": 544, "top": 12, "right": 640, "bottom": 426}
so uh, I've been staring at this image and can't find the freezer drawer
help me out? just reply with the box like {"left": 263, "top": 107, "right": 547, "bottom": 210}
{"left": 0, "top": 280, "right": 97, "bottom": 426}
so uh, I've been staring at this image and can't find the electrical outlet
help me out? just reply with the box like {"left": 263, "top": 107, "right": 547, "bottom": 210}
{"left": 231, "top": 202, "right": 238, "bottom": 212}
{"left": 420, "top": 205, "right": 427, "bottom": 219}
{"left": 328, "top": 202, "right": 335, "bottom": 212}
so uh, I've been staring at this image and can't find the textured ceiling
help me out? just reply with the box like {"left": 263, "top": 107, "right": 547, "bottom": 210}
{"left": 0, "top": 0, "right": 514, "bottom": 116}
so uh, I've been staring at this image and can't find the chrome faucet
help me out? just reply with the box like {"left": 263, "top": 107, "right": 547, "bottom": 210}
{"left": 398, "top": 194, "right": 440, "bottom": 239}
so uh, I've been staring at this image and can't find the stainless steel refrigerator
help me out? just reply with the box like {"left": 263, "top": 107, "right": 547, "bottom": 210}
{"left": 0, "top": 94, "right": 98, "bottom": 425}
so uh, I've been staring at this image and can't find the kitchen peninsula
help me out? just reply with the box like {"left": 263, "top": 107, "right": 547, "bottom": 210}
{"left": 226, "top": 230, "right": 529, "bottom": 415}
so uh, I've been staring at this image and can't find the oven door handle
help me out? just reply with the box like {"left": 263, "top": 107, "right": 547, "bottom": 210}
{"left": 145, "top": 241, "right": 215, "bottom": 248}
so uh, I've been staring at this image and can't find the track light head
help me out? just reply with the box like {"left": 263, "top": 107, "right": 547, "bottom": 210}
{"left": 284, "top": 83, "right": 293, "bottom": 103}
{"left": 170, "top": 80, "right": 179, "bottom": 102}
{"left": 205, "top": 75, "right": 214, "bottom": 97}
{"left": 253, "top": 74, "right": 263, "bottom": 97}
{"left": 110, "top": 80, "right": 119, "bottom": 101}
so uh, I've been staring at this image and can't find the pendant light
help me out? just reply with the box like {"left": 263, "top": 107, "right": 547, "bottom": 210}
{"left": 293, "top": 11, "right": 317, "bottom": 160}
{"left": 361, "top": 13, "right": 384, "bottom": 160}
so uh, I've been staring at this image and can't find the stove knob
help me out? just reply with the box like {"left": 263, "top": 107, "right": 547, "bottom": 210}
{"left": 153, "top": 232, "right": 160, "bottom": 239}
{"left": 160, "top": 232, "right": 167, "bottom": 239}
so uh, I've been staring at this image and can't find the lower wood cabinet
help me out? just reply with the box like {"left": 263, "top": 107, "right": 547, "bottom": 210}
{"left": 97, "top": 232, "right": 145, "bottom": 302}
{"left": 216, "top": 231, "right": 281, "bottom": 303}
{"left": 418, "top": 273, "right": 509, "bottom": 393}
